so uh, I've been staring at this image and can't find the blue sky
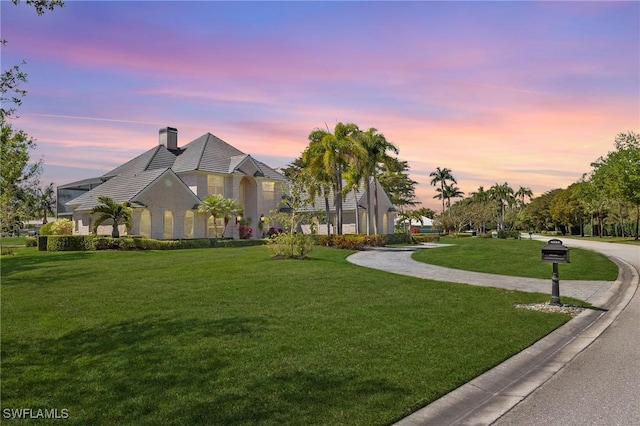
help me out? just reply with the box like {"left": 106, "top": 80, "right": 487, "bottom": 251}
{"left": 2, "top": 0, "right": 638, "bottom": 209}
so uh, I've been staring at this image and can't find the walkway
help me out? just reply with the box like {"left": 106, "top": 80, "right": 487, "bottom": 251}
{"left": 347, "top": 244, "right": 615, "bottom": 304}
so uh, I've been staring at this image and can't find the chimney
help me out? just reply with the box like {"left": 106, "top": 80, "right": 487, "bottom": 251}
{"left": 159, "top": 127, "right": 178, "bottom": 150}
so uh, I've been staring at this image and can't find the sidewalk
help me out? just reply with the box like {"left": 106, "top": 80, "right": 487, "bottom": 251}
{"left": 345, "top": 243, "right": 637, "bottom": 425}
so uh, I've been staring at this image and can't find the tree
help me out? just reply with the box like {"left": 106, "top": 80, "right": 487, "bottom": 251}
{"left": 443, "top": 183, "right": 464, "bottom": 209}
{"left": 0, "top": 123, "right": 43, "bottom": 234}
{"left": 378, "top": 157, "right": 419, "bottom": 213}
{"left": 1, "top": 0, "right": 64, "bottom": 234}
{"left": 303, "top": 122, "right": 362, "bottom": 235}
{"left": 429, "top": 167, "right": 457, "bottom": 214}
{"left": 514, "top": 186, "right": 533, "bottom": 212}
{"left": 32, "top": 182, "right": 55, "bottom": 224}
{"left": 521, "top": 189, "right": 562, "bottom": 232}
{"left": 489, "top": 182, "right": 514, "bottom": 231}
{"left": 469, "top": 186, "right": 494, "bottom": 233}
{"left": 590, "top": 131, "right": 640, "bottom": 239}
{"left": 91, "top": 196, "right": 133, "bottom": 238}
{"left": 354, "top": 127, "right": 398, "bottom": 234}
{"left": 198, "top": 194, "right": 243, "bottom": 238}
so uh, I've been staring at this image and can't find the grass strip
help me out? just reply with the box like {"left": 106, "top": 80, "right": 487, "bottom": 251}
{"left": 412, "top": 237, "right": 618, "bottom": 281}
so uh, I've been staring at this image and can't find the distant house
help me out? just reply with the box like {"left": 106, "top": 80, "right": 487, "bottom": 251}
{"left": 60, "top": 127, "right": 399, "bottom": 239}
{"left": 300, "top": 179, "right": 397, "bottom": 235}
{"left": 60, "top": 128, "right": 288, "bottom": 239}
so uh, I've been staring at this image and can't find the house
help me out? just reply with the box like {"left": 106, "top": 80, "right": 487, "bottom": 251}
{"left": 60, "top": 127, "right": 399, "bottom": 239}
{"left": 60, "top": 128, "right": 288, "bottom": 239}
{"left": 300, "top": 179, "right": 397, "bottom": 235}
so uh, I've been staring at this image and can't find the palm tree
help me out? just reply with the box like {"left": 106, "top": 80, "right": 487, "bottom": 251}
{"left": 91, "top": 196, "right": 133, "bottom": 238}
{"left": 429, "top": 167, "right": 457, "bottom": 213}
{"left": 515, "top": 186, "right": 533, "bottom": 211}
{"left": 443, "top": 183, "right": 464, "bottom": 209}
{"left": 489, "top": 182, "right": 515, "bottom": 231}
{"left": 303, "top": 122, "right": 361, "bottom": 235}
{"left": 355, "top": 127, "right": 398, "bottom": 234}
{"left": 34, "top": 183, "right": 55, "bottom": 224}
{"left": 198, "top": 194, "right": 243, "bottom": 238}
{"left": 470, "top": 186, "right": 491, "bottom": 233}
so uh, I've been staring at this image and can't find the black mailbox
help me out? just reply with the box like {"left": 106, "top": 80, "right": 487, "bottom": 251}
{"left": 541, "top": 239, "right": 570, "bottom": 263}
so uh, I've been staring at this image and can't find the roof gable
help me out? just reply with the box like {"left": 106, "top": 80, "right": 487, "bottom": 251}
{"left": 102, "top": 145, "right": 178, "bottom": 178}
{"left": 67, "top": 168, "right": 171, "bottom": 210}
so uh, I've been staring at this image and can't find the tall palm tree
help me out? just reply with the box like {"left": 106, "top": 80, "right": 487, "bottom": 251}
{"left": 443, "top": 183, "right": 464, "bottom": 209}
{"left": 470, "top": 186, "right": 490, "bottom": 233}
{"left": 429, "top": 167, "right": 457, "bottom": 213}
{"left": 355, "top": 127, "right": 398, "bottom": 234}
{"left": 489, "top": 182, "right": 514, "bottom": 231}
{"left": 515, "top": 186, "right": 533, "bottom": 210}
{"left": 198, "top": 194, "right": 243, "bottom": 238}
{"left": 91, "top": 196, "right": 133, "bottom": 238}
{"left": 303, "top": 122, "right": 361, "bottom": 235}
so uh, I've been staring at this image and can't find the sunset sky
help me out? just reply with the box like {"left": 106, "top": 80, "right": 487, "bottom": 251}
{"left": 3, "top": 0, "right": 639, "bottom": 210}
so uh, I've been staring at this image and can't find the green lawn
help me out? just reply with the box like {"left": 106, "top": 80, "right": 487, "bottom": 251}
{"left": 412, "top": 237, "right": 618, "bottom": 281}
{"left": 1, "top": 246, "right": 590, "bottom": 425}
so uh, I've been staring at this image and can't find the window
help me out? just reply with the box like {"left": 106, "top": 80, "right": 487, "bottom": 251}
{"left": 184, "top": 211, "right": 194, "bottom": 239}
{"left": 163, "top": 210, "right": 174, "bottom": 239}
{"left": 140, "top": 209, "right": 151, "bottom": 237}
{"left": 207, "top": 175, "right": 224, "bottom": 196}
{"left": 262, "top": 181, "right": 275, "bottom": 201}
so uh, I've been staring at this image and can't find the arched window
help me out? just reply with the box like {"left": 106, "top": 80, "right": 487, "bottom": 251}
{"left": 184, "top": 210, "right": 194, "bottom": 239}
{"left": 140, "top": 209, "right": 151, "bottom": 237}
{"left": 163, "top": 210, "right": 174, "bottom": 239}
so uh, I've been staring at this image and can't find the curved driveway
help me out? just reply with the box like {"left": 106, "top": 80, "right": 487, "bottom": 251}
{"left": 347, "top": 238, "right": 639, "bottom": 425}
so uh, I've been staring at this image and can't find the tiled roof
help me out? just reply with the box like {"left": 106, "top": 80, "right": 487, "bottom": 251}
{"left": 99, "top": 132, "right": 286, "bottom": 181}
{"left": 67, "top": 168, "right": 170, "bottom": 210}
{"left": 298, "top": 178, "right": 390, "bottom": 212}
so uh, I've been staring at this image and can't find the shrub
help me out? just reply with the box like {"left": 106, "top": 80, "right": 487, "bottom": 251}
{"left": 1, "top": 248, "right": 14, "bottom": 256}
{"left": 450, "top": 232, "right": 473, "bottom": 238}
{"left": 50, "top": 219, "right": 73, "bottom": 235}
{"left": 497, "top": 230, "right": 521, "bottom": 239}
{"left": 386, "top": 233, "right": 411, "bottom": 245}
{"left": 39, "top": 222, "right": 55, "bottom": 236}
{"left": 268, "top": 233, "right": 314, "bottom": 259}
{"left": 25, "top": 236, "right": 38, "bottom": 247}
{"left": 93, "top": 237, "right": 136, "bottom": 250}
{"left": 213, "top": 239, "right": 265, "bottom": 248}
{"left": 319, "top": 234, "right": 386, "bottom": 250}
{"left": 177, "top": 239, "right": 215, "bottom": 249}
{"left": 266, "top": 227, "right": 283, "bottom": 237}
{"left": 239, "top": 225, "right": 253, "bottom": 239}
{"left": 47, "top": 235, "right": 94, "bottom": 251}
{"left": 412, "top": 234, "right": 440, "bottom": 243}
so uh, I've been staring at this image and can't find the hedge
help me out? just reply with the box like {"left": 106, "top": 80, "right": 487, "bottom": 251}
{"left": 46, "top": 235, "right": 95, "bottom": 251}
{"left": 411, "top": 234, "right": 440, "bottom": 243}
{"left": 318, "top": 234, "right": 387, "bottom": 250}
{"left": 39, "top": 236, "right": 268, "bottom": 251}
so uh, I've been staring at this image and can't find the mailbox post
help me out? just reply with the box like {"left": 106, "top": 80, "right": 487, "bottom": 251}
{"left": 540, "top": 239, "right": 570, "bottom": 306}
